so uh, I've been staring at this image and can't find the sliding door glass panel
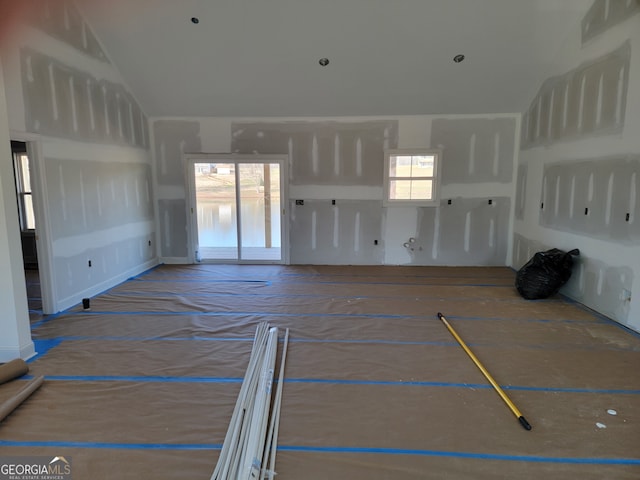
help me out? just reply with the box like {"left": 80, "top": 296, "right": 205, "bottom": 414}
{"left": 194, "top": 162, "right": 238, "bottom": 261}
{"left": 239, "top": 163, "right": 282, "bottom": 261}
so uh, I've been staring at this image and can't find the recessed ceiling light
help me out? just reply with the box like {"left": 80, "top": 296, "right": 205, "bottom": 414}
{"left": 453, "top": 54, "right": 465, "bottom": 63}
{"left": 191, "top": 17, "right": 200, "bottom": 24}
{"left": 319, "top": 58, "right": 330, "bottom": 67}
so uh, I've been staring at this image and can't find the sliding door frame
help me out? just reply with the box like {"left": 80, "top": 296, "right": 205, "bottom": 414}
{"left": 184, "top": 153, "right": 290, "bottom": 265}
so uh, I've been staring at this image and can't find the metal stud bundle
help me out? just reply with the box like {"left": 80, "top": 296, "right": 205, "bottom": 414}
{"left": 211, "top": 322, "right": 289, "bottom": 480}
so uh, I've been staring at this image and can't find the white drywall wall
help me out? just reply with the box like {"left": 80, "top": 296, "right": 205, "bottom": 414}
{"left": 0, "top": 61, "right": 34, "bottom": 361}
{"left": 152, "top": 114, "right": 519, "bottom": 265}
{"left": 1, "top": 23, "right": 158, "bottom": 313}
{"left": 514, "top": 13, "right": 640, "bottom": 331}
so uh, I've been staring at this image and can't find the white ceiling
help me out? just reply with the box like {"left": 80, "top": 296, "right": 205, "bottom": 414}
{"left": 82, "top": 0, "right": 593, "bottom": 118}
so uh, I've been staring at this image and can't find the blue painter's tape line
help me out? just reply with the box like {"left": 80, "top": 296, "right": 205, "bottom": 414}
{"left": 24, "top": 375, "right": 244, "bottom": 384}
{"left": 315, "top": 280, "right": 513, "bottom": 287}
{"left": 39, "top": 334, "right": 640, "bottom": 353}
{"left": 0, "top": 440, "right": 219, "bottom": 450}
{"left": 0, "top": 440, "right": 638, "bottom": 465}
{"left": 278, "top": 445, "right": 640, "bottom": 465}
{"left": 284, "top": 378, "right": 640, "bottom": 394}
{"left": 67, "top": 310, "right": 413, "bottom": 320}
{"left": 55, "top": 334, "right": 453, "bottom": 346}
{"left": 28, "top": 338, "right": 65, "bottom": 363}
{"left": 132, "top": 278, "right": 271, "bottom": 285}
{"left": 280, "top": 271, "right": 514, "bottom": 280}
{"left": 63, "top": 309, "right": 606, "bottom": 325}
{"left": 501, "top": 385, "right": 640, "bottom": 394}
{"left": 31, "top": 265, "right": 165, "bottom": 330}
{"left": 28, "top": 374, "right": 640, "bottom": 394}
{"left": 30, "top": 311, "right": 65, "bottom": 329}
{"left": 286, "top": 378, "right": 493, "bottom": 389}
{"left": 105, "top": 289, "right": 537, "bottom": 305}
{"left": 58, "top": 335, "right": 254, "bottom": 343}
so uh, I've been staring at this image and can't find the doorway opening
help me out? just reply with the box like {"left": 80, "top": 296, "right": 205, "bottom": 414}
{"left": 11, "top": 140, "right": 41, "bottom": 319}
{"left": 186, "top": 155, "right": 288, "bottom": 264}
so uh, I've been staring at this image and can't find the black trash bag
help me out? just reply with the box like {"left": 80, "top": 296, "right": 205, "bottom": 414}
{"left": 515, "top": 248, "right": 580, "bottom": 300}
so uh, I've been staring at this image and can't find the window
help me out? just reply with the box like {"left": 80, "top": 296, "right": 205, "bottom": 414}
{"left": 13, "top": 149, "right": 36, "bottom": 231}
{"left": 384, "top": 149, "right": 440, "bottom": 206}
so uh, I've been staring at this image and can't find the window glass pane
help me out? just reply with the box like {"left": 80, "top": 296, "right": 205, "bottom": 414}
{"left": 410, "top": 180, "right": 433, "bottom": 200}
{"left": 20, "top": 154, "right": 32, "bottom": 193}
{"left": 390, "top": 155, "right": 412, "bottom": 178}
{"left": 411, "top": 155, "right": 434, "bottom": 177}
{"left": 24, "top": 194, "right": 36, "bottom": 229}
{"left": 389, "top": 180, "right": 412, "bottom": 200}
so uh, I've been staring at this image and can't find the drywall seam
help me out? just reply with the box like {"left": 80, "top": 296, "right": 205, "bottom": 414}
{"left": 32, "top": 0, "right": 110, "bottom": 63}
{"left": 408, "top": 197, "right": 511, "bottom": 266}
{"left": 52, "top": 220, "right": 156, "bottom": 257}
{"left": 431, "top": 117, "right": 516, "bottom": 184}
{"left": 45, "top": 158, "right": 154, "bottom": 240}
{"left": 230, "top": 120, "right": 399, "bottom": 186}
{"left": 522, "top": 41, "right": 630, "bottom": 149}
{"left": 539, "top": 155, "right": 639, "bottom": 244}
{"left": 289, "top": 186, "right": 382, "bottom": 201}
{"left": 515, "top": 165, "right": 528, "bottom": 221}
{"left": 289, "top": 200, "right": 383, "bottom": 265}
{"left": 440, "top": 183, "right": 513, "bottom": 199}
{"left": 582, "top": 0, "right": 640, "bottom": 44}
{"left": 158, "top": 199, "right": 189, "bottom": 258}
{"left": 153, "top": 120, "right": 202, "bottom": 186}
{"left": 21, "top": 48, "right": 149, "bottom": 149}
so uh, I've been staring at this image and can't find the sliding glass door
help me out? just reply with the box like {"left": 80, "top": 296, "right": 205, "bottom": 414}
{"left": 188, "top": 156, "right": 286, "bottom": 263}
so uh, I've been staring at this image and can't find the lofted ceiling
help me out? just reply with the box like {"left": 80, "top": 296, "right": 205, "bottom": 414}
{"left": 81, "top": 0, "right": 593, "bottom": 118}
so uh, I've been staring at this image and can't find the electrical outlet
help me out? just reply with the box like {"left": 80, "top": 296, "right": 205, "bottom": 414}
{"left": 88, "top": 260, "right": 92, "bottom": 267}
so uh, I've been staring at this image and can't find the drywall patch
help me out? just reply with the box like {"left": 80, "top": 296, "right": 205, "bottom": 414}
{"left": 158, "top": 199, "right": 189, "bottom": 258}
{"left": 515, "top": 164, "right": 528, "bottom": 221}
{"left": 21, "top": 49, "right": 148, "bottom": 149}
{"left": 408, "top": 198, "right": 510, "bottom": 266}
{"left": 563, "top": 257, "right": 633, "bottom": 325}
{"left": 45, "top": 158, "right": 154, "bottom": 241}
{"left": 522, "top": 42, "right": 630, "bottom": 149}
{"left": 33, "top": 0, "right": 110, "bottom": 63}
{"left": 153, "top": 120, "right": 202, "bottom": 186}
{"left": 289, "top": 200, "right": 383, "bottom": 264}
{"left": 582, "top": 0, "right": 640, "bottom": 44}
{"left": 431, "top": 118, "right": 516, "bottom": 184}
{"left": 231, "top": 121, "right": 398, "bottom": 186}
{"left": 540, "top": 156, "right": 640, "bottom": 244}
{"left": 21, "top": 50, "right": 56, "bottom": 135}
{"left": 512, "top": 234, "right": 547, "bottom": 270}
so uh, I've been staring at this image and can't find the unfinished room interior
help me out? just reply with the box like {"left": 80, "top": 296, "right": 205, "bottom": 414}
{"left": 0, "top": 0, "right": 639, "bottom": 478}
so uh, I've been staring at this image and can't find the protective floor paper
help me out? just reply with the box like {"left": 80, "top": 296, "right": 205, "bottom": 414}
{"left": 3, "top": 264, "right": 639, "bottom": 479}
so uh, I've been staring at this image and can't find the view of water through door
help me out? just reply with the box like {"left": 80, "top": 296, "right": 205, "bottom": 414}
{"left": 193, "top": 161, "right": 282, "bottom": 262}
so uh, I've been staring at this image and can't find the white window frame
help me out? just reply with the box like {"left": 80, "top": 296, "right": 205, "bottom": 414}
{"left": 383, "top": 148, "right": 441, "bottom": 207}
{"left": 13, "top": 150, "right": 36, "bottom": 231}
